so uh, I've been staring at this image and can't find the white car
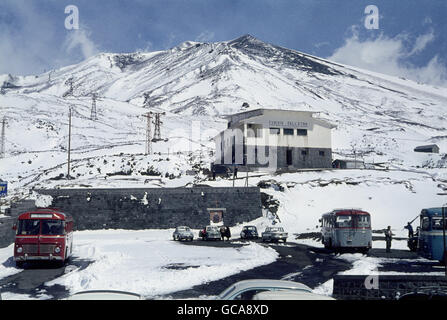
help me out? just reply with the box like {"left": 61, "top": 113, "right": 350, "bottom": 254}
{"left": 66, "top": 290, "right": 143, "bottom": 300}
{"left": 252, "top": 290, "right": 335, "bottom": 300}
{"left": 261, "top": 227, "right": 288, "bottom": 243}
{"left": 172, "top": 226, "right": 194, "bottom": 241}
{"left": 217, "top": 279, "right": 313, "bottom": 300}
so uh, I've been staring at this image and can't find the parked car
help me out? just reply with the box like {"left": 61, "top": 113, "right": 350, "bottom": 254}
{"left": 261, "top": 226, "right": 288, "bottom": 243}
{"left": 172, "top": 226, "right": 194, "bottom": 241}
{"left": 252, "top": 290, "right": 335, "bottom": 300}
{"left": 66, "top": 290, "right": 143, "bottom": 300}
{"left": 240, "top": 226, "right": 259, "bottom": 240}
{"left": 199, "top": 226, "right": 221, "bottom": 241}
{"left": 217, "top": 279, "right": 313, "bottom": 300}
{"left": 210, "top": 164, "right": 230, "bottom": 178}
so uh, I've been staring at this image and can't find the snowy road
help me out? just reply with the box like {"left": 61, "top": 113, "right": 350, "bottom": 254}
{"left": 0, "top": 229, "right": 443, "bottom": 300}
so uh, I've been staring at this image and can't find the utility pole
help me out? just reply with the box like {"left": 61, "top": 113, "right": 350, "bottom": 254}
{"left": 67, "top": 106, "right": 73, "bottom": 179}
{"left": 443, "top": 206, "right": 447, "bottom": 276}
{"left": 142, "top": 112, "right": 153, "bottom": 155}
{"left": 0, "top": 117, "right": 6, "bottom": 159}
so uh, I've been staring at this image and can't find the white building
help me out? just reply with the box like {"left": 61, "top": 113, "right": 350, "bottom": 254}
{"left": 213, "top": 109, "right": 335, "bottom": 171}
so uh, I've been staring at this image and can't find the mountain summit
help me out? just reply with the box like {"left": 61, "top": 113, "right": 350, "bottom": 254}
{"left": 0, "top": 34, "right": 446, "bottom": 174}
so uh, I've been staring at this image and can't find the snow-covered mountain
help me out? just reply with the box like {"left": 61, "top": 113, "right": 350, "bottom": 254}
{"left": 0, "top": 34, "right": 446, "bottom": 225}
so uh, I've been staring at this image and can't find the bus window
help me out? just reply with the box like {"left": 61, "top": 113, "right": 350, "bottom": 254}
{"left": 357, "top": 215, "right": 370, "bottom": 228}
{"left": 336, "top": 215, "right": 352, "bottom": 228}
{"left": 18, "top": 220, "right": 40, "bottom": 235}
{"left": 41, "top": 220, "right": 65, "bottom": 235}
{"left": 421, "top": 217, "right": 430, "bottom": 231}
{"left": 432, "top": 218, "right": 446, "bottom": 230}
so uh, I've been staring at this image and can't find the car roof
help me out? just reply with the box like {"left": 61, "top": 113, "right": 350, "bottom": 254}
{"left": 252, "top": 290, "right": 335, "bottom": 300}
{"left": 219, "top": 279, "right": 312, "bottom": 298}
{"left": 67, "top": 290, "right": 142, "bottom": 300}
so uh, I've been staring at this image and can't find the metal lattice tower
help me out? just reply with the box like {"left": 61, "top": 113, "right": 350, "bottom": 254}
{"left": 142, "top": 112, "right": 153, "bottom": 155}
{"left": 91, "top": 93, "right": 98, "bottom": 120}
{"left": 152, "top": 112, "right": 165, "bottom": 142}
{"left": 63, "top": 77, "right": 74, "bottom": 98}
{"left": 0, "top": 117, "right": 6, "bottom": 159}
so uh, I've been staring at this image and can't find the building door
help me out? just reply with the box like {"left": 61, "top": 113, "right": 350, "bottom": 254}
{"left": 286, "top": 149, "right": 293, "bottom": 166}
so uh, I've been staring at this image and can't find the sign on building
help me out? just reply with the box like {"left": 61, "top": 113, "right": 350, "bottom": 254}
{"left": 0, "top": 182, "right": 7, "bottom": 197}
{"left": 207, "top": 208, "right": 226, "bottom": 225}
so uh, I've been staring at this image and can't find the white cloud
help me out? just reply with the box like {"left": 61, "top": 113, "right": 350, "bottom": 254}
{"left": 0, "top": 1, "right": 100, "bottom": 76}
{"left": 328, "top": 28, "right": 447, "bottom": 87}
{"left": 63, "top": 28, "right": 99, "bottom": 60}
{"left": 408, "top": 30, "right": 435, "bottom": 56}
{"left": 195, "top": 31, "right": 215, "bottom": 42}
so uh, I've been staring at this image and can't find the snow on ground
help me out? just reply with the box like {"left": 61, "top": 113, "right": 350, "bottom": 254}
{"left": 36, "top": 229, "right": 278, "bottom": 299}
{"left": 207, "top": 168, "right": 447, "bottom": 238}
{"left": 0, "top": 243, "right": 22, "bottom": 279}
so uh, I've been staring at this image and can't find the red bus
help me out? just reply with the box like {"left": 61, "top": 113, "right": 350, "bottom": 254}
{"left": 13, "top": 208, "right": 74, "bottom": 267}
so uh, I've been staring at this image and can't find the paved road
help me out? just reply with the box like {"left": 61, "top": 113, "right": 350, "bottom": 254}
{"left": 167, "top": 240, "right": 352, "bottom": 299}
{"left": 0, "top": 257, "right": 92, "bottom": 300}
{"left": 0, "top": 239, "right": 442, "bottom": 300}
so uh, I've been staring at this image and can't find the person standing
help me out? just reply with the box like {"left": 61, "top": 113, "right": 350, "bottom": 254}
{"left": 385, "top": 226, "right": 393, "bottom": 253}
{"left": 404, "top": 222, "right": 414, "bottom": 238}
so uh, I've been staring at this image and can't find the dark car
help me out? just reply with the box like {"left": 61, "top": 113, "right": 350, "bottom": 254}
{"left": 240, "top": 226, "right": 259, "bottom": 240}
{"left": 210, "top": 164, "right": 230, "bottom": 178}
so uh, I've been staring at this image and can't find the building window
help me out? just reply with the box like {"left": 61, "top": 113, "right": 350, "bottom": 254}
{"left": 270, "top": 128, "right": 280, "bottom": 135}
{"left": 297, "top": 129, "right": 308, "bottom": 136}
{"left": 319, "top": 151, "right": 325, "bottom": 157}
{"left": 283, "top": 128, "right": 294, "bottom": 136}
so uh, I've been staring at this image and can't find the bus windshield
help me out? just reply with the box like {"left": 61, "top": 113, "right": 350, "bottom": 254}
{"left": 17, "top": 219, "right": 40, "bottom": 235}
{"left": 432, "top": 218, "right": 446, "bottom": 230}
{"left": 357, "top": 215, "right": 371, "bottom": 228}
{"left": 17, "top": 219, "right": 64, "bottom": 236}
{"left": 41, "top": 220, "right": 64, "bottom": 235}
{"left": 335, "top": 215, "right": 352, "bottom": 228}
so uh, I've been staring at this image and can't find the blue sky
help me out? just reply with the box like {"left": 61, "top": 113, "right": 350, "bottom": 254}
{"left": 0, "top": 0, "right": 446, "bottom": 86}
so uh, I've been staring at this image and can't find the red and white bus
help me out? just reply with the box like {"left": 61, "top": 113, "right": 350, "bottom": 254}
{"left": 320, "top": 209, "right": 372, "bottom": 253}
{"left": 13, "top": 208, "right": 74, "bottom": 267}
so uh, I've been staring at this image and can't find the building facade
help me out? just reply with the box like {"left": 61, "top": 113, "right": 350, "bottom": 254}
{"left": 214, "top": 109, "right": 335, "bottom": 171}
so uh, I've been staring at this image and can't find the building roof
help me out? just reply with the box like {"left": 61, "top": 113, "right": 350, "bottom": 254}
{"left": 222, "top": 108, "right": 335, "bottom": 129}
{"left": 222, "top": 108, "right": 317, "bottom": 119}
{"left": 414, "top": 144, "right": 439, "bottom": 150}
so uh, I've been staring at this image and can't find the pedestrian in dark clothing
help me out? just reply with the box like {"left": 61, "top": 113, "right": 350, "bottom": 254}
{"left": 220, "top": 226, "right": 226, "bottom": 241}
{"left": 385, "top": 226, "right": 393, "bottom": 253}
{"left": 404, "top": 222, "right": 414, "bottom": 238}
{"left": 224, "top": 226, "right": 231, "bottom": 241}
{"left": 234, "top": 168, "right": 238, "bottom": 179}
